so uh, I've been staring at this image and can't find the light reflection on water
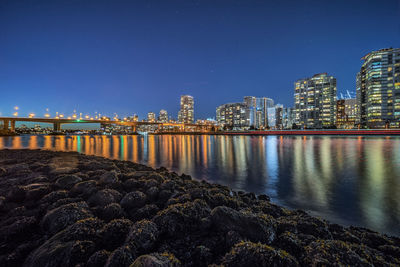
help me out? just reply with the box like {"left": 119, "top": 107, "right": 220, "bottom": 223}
{"left": 1, "top": 134, "right": 400, "bottom": 236}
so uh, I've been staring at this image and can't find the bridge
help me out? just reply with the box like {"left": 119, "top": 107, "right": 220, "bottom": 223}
{"left": 0, "top": 117, "right": 213, "bottom": 133}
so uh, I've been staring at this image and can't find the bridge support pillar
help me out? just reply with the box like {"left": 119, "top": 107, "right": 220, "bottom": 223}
{"left": 2, "top": 120, "right": 9, "bottom": 131}
{"left": 132, "top": 125, "right": 137, "bottom": 133}
{"left": 10, "top": 120, "right": 15, "bottom": 132}
{"left": 53, "top": 122, "right": 61, "bottom": 132}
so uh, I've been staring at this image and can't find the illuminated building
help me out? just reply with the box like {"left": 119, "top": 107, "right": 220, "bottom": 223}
{"left": 243, "top": 96, "right": 274, "bottom": 129}
{"left": 356, "top": 48, "right": 400, "bottom": 128}
{"left": 267, "top": 107, "right": 276, "bottom": 128}
{"left": 178, "top": 95, "right": 194, "bottom": 123}
{"left": 147, "top": 112, "right": 156, "bottom": 122}
{"left": 336, "top": 98, "right": 357, "bottom": 128}
{"left": 216, "top": 102, "right": 250, "bottom": 129}
{"left": 294, "top": 73, "right": 337, "bottom": 128}
{"left": 158, "top": 109, "right": 168, "bottom": 122}
{"left": 282, "top": 107, "right": 295, "bottom": 129}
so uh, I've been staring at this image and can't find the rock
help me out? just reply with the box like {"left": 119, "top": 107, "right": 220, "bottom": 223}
{"left": 24, "top": 239, "right": 96, "bottom": 267}
{"left": 87, "top": 250, "right": 111, "bottom": 267}
{"left": 258, "top": 194, "right": 270, "bottom": 201}
{"left": 101, "top": 219, "right": 133, "bottom": 250}
{"left": 221, "top": 241, "right": 299, "bottom": 267}
{"left": 100, "top": 170, "right": 119, "bottom": 184}
{"left": 88, "top": 189, "right": 122, "bottom": 207}
{"left": 41, "top": 202, "right": 93, "bottom": 234}
{"left": 131, "top": 252, "right": 181, "bottom": 267}
{"left": 192, "top": 245, "right": 212, "bottom": 266}
{"left": 5, "top": 163, "right": 31, "bottom": 174}
{"left": 50, "top": 167, "right": 79, "bottom": 175}
{"left": 0, "top": 196, "right": 5, "bottom": 211}
{"left": 1, "top": 150, "right": 400, "bottom": 267}
{"left": 24, "top": 183, "right": 50, "bottom": 201}
{"left": 210, "top": 206, "right": 276, "bottom": 244}
{"left": 130, "top": 204, "right": 159, "bottom": 221}
{"left": 105, "top": 245, "right": 135, "bottom": 267}
{"left": 101, "top": 203, "right": 124, "bottom": 221}
{"left": 0, "top": 167, "right": 7, "bottom": 176}
{"left": 153, "top": 199, "right": 210, "bottom": 236}
{"left": 6, "top": 186, "right": 26, "bottom": 203}
{"left": 120, "top": 191, "right": 147, "bottom": 210}
{"left": 146, "top": 186, "right": 159, "bottom": 201}
{"left": 70, "top": 180, "right": 98, "bottom": 197}
{"left": 124, "top": 178, "right": 142, "bottom": 191}
{"left": 273, "top": 231, "right": 304, "bottom": 258}
{"left": 41, "top": 190, "right": 69, "bottom": 204}
{"left": 303, "top": 240, "right": 371, "bottom": 266}
{"left": 0, "top": 216, "right": 37, "bottom": 242}
{"left": 47, "top": 197, "right": 83, "bottom": 210}
{"left": 55, "top": 175, "right": 82, "bottom": 189}
{"left": 125, "top": 220, "right": 159, "bottom": 253}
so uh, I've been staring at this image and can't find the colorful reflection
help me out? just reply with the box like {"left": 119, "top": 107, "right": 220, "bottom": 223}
{"left": 0, "top": 134, "right": 400, "bottom": 236}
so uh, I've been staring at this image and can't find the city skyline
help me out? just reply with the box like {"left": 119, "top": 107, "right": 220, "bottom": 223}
{"left": 1, "top": 0, "right": 399, "bottom": 119}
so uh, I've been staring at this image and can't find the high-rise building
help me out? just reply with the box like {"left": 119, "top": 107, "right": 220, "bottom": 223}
{"left": 158, "top": 109, "right": 168, "bottom": 123}
{"left": 356, "top": 48, "right": 400, "bottom": 128}
{"left": 243, "top": 96, "right": 274, "bottom": 129}
{"left": 216, "top": 103, "right": 250, "bottom": 129}
{"left": 294, "top": 73, "right": 337, "bottom": 128}
{"left": 178, "top": 95, "right": 194, "bottom": 123}
{"left": 147, "top": 112, "right": 156, "bottom": 122}
{"left": 282, "top": 107, "right": 295, "bottom": 129}
{"left": 336, "top": 98, "right": 358, "bottom": 128}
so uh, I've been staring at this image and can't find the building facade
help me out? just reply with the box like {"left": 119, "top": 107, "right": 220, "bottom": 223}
{"left": 216, "top": 102, "right": 250, "bottom": 129}
{"left": 281, "top": 107, "right": 295, "bottom": 129}
{"left": 178, "top": 95, "right": 194, "bottom": 123}
{"left": 147, "top": 112, "right": 156, "bottom": 122}
{"left": 158, "top": 109, "right": 168, "bottom": 123}
{"left": 294, "top": 73, "right": 337, "bottom": 128}
{"left": 336, "top": 98, "right": 357, "bottom": 128}
{"left": 243, "top": 96, "right": 274, "bottom": 129}
{"left": 356, "top": 48, "right": 400, "bottom": 128}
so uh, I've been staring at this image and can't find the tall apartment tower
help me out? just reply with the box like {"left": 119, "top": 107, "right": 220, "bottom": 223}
{"left": 158, "top": 109, "right": 168, "bottom": 123}
{"left": 243, "top": 96, "right": 274, "bottom": 129}
{"left": 178, "top": 95, "right": 194, "bottom": 123}
{"left": 294, "top": 73, "right": 337, "bottom": 128}
{"left": 356, "top": 48, "right": 400, "bottom": 128}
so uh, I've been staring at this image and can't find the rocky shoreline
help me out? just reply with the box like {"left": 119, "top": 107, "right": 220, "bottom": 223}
{"left": 0, "top": 149, "right": 399, "bottom": 266}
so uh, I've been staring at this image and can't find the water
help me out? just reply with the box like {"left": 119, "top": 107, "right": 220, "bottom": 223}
{"left": 1, "top": 134, "right": 400, "bottom": 236}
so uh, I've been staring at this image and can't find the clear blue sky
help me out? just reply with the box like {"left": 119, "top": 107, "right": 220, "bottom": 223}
{"left": 1, "top": 0, "right": 399, "bottom": 120}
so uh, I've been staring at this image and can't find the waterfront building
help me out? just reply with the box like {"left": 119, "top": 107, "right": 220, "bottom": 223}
{"left": 178, "top": 95, "right": 194, "bottom": 123}
{"left": 243, "top": 96, "right": 274, "bottom": 129}
{"left": 275, "top": 104, "right": 283, "bottom": 129}
{"left": 294, "top": 73, "right": 337, "bottom": 128}
{"left": 336, "top": 98, "right": 358, "bottom": 128}
{"left": 356, "top": 48, "right": 400, "bottom": 128}
{"left": 216, "top": 102, "right": 250, "bottom": 129}
{"left": 147, "top": 112, "right": 156, "bottom": 122}
{"left": 158, "top": 109, "right": 168, "bottom": 123}
{"left": 267, "top": 107, "right": 276, "bottom": 129}
{"left": 281, "top": 107, "right": 295, "bottom": 129}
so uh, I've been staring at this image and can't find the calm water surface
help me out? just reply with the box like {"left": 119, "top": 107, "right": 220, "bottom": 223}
{"left": 1, "top": 134, "right": 400, "bottom": 236}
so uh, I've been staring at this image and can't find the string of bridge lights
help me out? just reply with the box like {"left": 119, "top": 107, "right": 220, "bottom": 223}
{"left": 11, "top": 106, "right": 131, "bottom": 122}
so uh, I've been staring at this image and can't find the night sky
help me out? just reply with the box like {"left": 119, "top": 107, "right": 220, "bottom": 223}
{"left": 1, "top": 0, "right": 400, "bottom": 120}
